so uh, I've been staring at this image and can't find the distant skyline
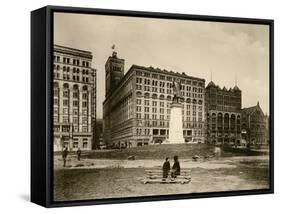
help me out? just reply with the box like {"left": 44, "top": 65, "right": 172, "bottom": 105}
{"left": 54, "top": 12, "right": 270, "bottom": 119}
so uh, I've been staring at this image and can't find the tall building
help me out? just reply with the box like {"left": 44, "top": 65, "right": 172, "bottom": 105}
{"left": 103, "top": 51, "right": 206, "bottom": 148}
{"left": 53, "top": 45, "right": 96, "bottom": 151}
{"left": 205, "top": 81, "right": 242, "bottom": 145}
{"left": 241, "top": 102, "right": 267, "bottom": 146}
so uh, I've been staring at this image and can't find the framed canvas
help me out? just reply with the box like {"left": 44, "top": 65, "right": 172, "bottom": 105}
{"left": 31, "top": 5, "right": 274, "bottom": 207}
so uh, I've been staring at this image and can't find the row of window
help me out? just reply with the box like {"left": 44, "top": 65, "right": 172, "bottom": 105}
{"left": 135, "top": 70, "right": 204, "bottom": 87}
{"left": 53, "top": 115, "right": 89, "bottom": 127}
{"left": 54, "top": 98, "right": 88, "bottom": 107}
{"left": 135, "top": 112, "right": 202, "bottom": 122}
{"left": 53, "top": 55, "right": 90, "bottom": 67}
{"left": 135, "top": 92, "right": 204, "bottom": 104}
{"left": 135, "top": 128, "right": 203, "bottom": 136}
{"left": 137, "top": 78, "right": 204, "bottom": 92}
{"left": 54, "top": 64, "right": 90, "bottom": 74}
{"left": 53, "top": 72, "right": 90, "bottom": 83}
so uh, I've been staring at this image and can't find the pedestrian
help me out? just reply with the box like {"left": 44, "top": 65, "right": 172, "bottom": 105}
{"left": 62, "top": 146, "right": 68, "bottom": 167}
{"left": 162, "top": 157, "right": 170, "bottom": 178}
{"left": 77, "top": 147, "right": 81, "bottom": 161}
{"left": 171, "top": 155, "right": 181, "bottom": 178}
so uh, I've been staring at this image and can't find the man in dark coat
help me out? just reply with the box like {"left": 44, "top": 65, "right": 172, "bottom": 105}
{"left": 77, "top": 147, "right": 81, "bottom": 161}
{"left": 162, "top": 157, "right": 170, "bottom": 178}
{"left": 62, "top": 146, "right": 68, "bottom": 167}
{"left": 171, "top": 155, "right": 181, "bottom": 178}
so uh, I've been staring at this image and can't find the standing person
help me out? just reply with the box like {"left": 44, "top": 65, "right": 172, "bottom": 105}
{"left": 171, "top": 155, "right": 181, "bottom": 178}
{"left": 77, "top": 147, "right": 81, "bottom": 161}
{"left": 62, "top": 145, "right": 68, "bottom": 167}
{"left": 162, "top": 157, "right": 170, "bottom": 178}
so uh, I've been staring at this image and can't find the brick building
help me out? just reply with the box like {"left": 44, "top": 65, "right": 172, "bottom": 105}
{"left": 241, "top": 102, "right": 267, "bottom": 146}
{"left": 53, "top": 45, "right": 96, "bottom": 151}
{"left": 205, "top": 81, "right": 242, "bottom": 145}
{"left": 103, "top": 51, "right": 206, "bottom": 148}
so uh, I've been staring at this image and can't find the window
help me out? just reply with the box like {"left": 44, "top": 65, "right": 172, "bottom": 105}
{"left": 82, "top": 126, "right": 88, "bottom": 132}
{"left": 73, "top": 117, "right": 78, "bottom": 124}
{"left": 73, "top": 100, "right": 78, "bottom": 107}
{"left": 82, "top": 101, "right": 87, "bottom": 108}
{"left": 53, "top": 98, "right": 58, "bottom": 105}
{"left": 53, "top": 116, "right": 58, "bottom": 123}
{"left": 73, "top": 92, "right": 78, "bottom": 98}
{"left": 83, "top": 139, "right": 88, "bottom": 148}
{"left": 63, "top": 100, "right": 69, "bottom": 106}
{"left": 63, "top": 91, "right": 69, "bottom": 97}
{"left": 63, "top": 108, "right": 68, "bottom": 114}
{"left": 63, "top": 116, "right": 68, "bottom": 123}
{"left": 82, "top": 93, "right": 88, "bottom": 99}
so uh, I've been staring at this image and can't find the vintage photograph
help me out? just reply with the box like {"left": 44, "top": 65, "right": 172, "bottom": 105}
{"left": 52, "top": 12, "right": 271, "bottom": 202}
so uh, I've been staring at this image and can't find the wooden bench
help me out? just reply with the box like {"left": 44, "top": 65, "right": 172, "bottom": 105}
{"left": 142, "top": 168, "right": 191, "bottom": 184}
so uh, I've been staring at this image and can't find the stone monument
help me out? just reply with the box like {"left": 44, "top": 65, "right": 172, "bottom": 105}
{"left": 167, "top": 79, "right": 185, "bottom": 144}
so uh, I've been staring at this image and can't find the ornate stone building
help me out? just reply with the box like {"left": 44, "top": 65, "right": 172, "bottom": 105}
{"left": 53, "top": 45, "right": 96, "bottom": 151}
{"left": 103, "top": 51, "right": 206, "bottom": 148}
{"left": 241, "top": 102, "right": 267, "bottom": 146}
{"left": 205, "top": 81, "right": 242, "bottom": 145}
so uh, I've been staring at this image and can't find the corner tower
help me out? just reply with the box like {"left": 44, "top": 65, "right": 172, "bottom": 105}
{"left": 105, "top": 50, "right": 125, "bottom": 97}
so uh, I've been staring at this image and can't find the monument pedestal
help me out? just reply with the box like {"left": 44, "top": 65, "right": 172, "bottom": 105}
{"left": 168, "top": 102, "right": 185, "bottom": 144}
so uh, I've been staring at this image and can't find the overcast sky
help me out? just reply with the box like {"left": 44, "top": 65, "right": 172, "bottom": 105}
{"left": 54, "top": 12, "right": 270, "bottom": 119}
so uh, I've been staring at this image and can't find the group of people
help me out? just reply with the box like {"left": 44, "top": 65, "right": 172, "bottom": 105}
{"left": 162, "top": 155, "right": 181, "bottom": 178}
{"left": 62, "top": 146, "right": 82, "bottom": 167}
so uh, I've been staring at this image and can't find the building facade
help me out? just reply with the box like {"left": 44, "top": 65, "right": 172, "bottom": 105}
{"left": 103, "top": 51, "right": 206, "bottom": 148}
{"left": 241, "top": 102, "right": 267, "bottom": 146}
{"left": 53, "top": 45, "right": 96, "bottom": 151}
{"left": 95, "top": 119, "right": 104, "bottom": 149}
{"left": 205, "top": 81, "right": 242, "bottom": 145}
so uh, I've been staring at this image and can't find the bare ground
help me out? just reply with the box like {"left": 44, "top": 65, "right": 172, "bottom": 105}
{"left": 53, "top": 155, "right": 270, "bottom": 201}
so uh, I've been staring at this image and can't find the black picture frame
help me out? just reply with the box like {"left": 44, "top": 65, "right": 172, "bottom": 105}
{"left": 31, "top": 5, "right": 274, "bottom": 208}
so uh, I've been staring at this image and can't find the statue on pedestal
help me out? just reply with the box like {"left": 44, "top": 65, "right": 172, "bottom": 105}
{"left": 172, "top": 79, "right": 182, "bottom": 103}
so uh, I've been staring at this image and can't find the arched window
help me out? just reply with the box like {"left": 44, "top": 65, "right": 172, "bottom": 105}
{"left": 217, "top": 113, "right": 223, "bottom": 131}
{"left": 224, "top": 113, "right": 229, "bottom": 130}
{"left": 193, "top": 99, "right": 197, "bottom": 104}
{"left": 82, "top": 85, "right": 88, "bottom": 91}
{"left": 152, "top": 94, "right": 157, "bottom": 99}
{"left": 167, "top": 95, "right": 171, "bottom": 101}
{"left": 159, "top": 94, "right": 164, "bottom": 100}
{"left": 73, "top": 84, "right": 79, "bottom": 90}
{"left": 136, "top": 91, "right": 142, "bottom": 97}
{"left": 144, "top": 92, "right": 150, "bottom": 98}
{"left": 56, "top": 65, "right": 60, "bottom": 70}
{"left": 230, "top": 114, "right": 236, "bottom": 130}
{"left": 186, "top": 98, "right": 191, "bottom": 103}
{"left": 63, "top": 83, "right": 69, "bottom": 88}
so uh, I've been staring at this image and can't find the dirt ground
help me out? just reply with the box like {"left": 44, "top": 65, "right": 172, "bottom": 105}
{"left": 53, "top": 155, "right": 270, "bottom": 202}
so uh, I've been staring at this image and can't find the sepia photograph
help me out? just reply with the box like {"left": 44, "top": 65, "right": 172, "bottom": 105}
{"left": 51, "top": 11, "right": 271, "bottom": 202}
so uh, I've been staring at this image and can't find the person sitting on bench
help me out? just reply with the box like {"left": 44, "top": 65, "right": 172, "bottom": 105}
{"left": 171, "top": 155, "right": 181, "bottom": 178}
{"left": 162, "top": 157, "right": 170, "bottom": 178}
